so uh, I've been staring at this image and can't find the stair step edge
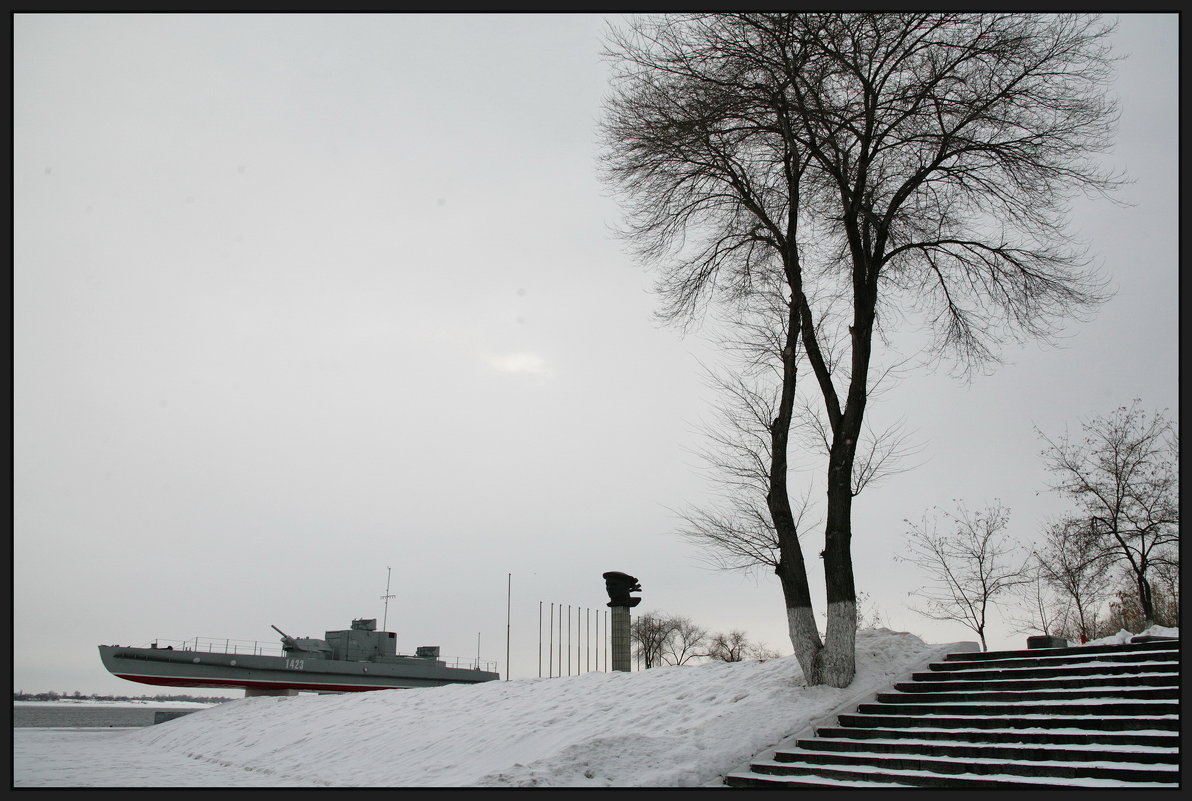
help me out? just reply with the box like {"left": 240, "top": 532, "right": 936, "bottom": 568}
{"left": 746, "top": 760, "right": 1178, "bottom": 788}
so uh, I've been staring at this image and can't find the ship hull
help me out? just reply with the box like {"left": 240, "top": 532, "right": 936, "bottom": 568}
{"left": 98, "top": 645, "right": 499, "bottom": 693}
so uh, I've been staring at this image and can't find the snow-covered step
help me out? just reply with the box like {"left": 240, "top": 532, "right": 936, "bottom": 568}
{"left": 855, "top": 699, "right": 1179, "bottom": 718}
{"left": 941, "top": 640, "right": 1177, "bottom": 662}
{"left": 837, "top": 711, "right": 1179, "bottom": 731}
{"left": 932, "top": 649, "right": 1178, "bottom": 673}
{"left": 816, "top": 725, "right": 1178, "bottom": 749}
{"left": 725, "top": 771, "right": 924, "bottom": 788}
{"left": 762, "top": 748, "right": 1180, "bottom": 784}
{"left": 912, "top": 661, "right": 1179, "bottom": 684}
{"left": 728, "top": 757, "right": 1178, "bottom": 788}
{"left": 876, "top": 685, "right": 1178, "bottom": 704}
{"left": 793, "top": 735, "right": 1181, "bottom": 765}
{"left": 900, "top": 670, "right": 1179, "bottom": 691}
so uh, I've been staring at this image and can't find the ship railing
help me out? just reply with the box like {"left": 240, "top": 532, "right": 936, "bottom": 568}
{"left": 441, "top": 657, "right": 500, "bottom": 672}
{"left": 147, "top": 637, "right": 286, "bottom": 658}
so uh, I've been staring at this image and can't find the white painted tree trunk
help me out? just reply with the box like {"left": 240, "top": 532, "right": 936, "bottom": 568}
{"left": 819, "top": 600, "right": 856, "bottom": 688}
{"left": 785, "top": 604, "right": 824, "bottom": 685}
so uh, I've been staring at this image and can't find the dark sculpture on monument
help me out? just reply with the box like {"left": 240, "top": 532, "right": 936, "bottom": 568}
{"left": 603, "top": 571, "right": 642, "bottom": 607}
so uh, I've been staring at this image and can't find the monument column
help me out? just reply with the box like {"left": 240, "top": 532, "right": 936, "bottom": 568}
{"left": 602, "top": 571, "right": 641, "bottom": 673}
{"left": 610, "top": 606, "right": 631, "bottom": 672}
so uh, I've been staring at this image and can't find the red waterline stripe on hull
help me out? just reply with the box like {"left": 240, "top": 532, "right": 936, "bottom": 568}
{"left": 112, "top": 673, "right": 412, "bottom": 692}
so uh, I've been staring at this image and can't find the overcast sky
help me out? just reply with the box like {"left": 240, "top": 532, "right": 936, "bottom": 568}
{"left": 13, "top": 13, "right": 1178, "bottom": 695}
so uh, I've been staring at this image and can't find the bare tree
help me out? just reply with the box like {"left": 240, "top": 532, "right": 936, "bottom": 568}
{"left": 601, "top": 13, "right": 1119, "bottom": 686}
{"left": 661, "top": 617, "right": 709, "bottom": 666}
{"left": 1037, "top": 516, "right": 1116, "bottom": 640}
{"left": 855, "top": 590, "right": 889, "bottom": 631}
{"left": 705, "top": 629, "right": 780, "bottom": 662}
{"left": 898, "top": 501, "right": 1029, "bottom": 651}
{"left": 1039, "top": 402, "right": 1179, "bottom": 627}
{"left": 630, "top": 612, "right": 707, "bottom": 667}
{"left": 1147, "top": 550, "right": 1180, "bottom": 627}
{"left": 705, "top": 630, "right": 751, "bottom": 662}
{"left": 630, "top": 612, "right": 677, "bottom": 669}
{"left": 1006, "top": 558, "right": 1073, "bottom": 641}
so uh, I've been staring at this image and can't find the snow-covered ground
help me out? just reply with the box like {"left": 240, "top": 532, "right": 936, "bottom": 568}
{"left": 10, "top": 627, "right": 1177, "bottom": 788}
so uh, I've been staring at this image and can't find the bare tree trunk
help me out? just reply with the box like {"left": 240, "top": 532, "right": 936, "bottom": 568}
{"left": 783, "top": 593, "right": 824, "bottom": 684}
{"left": 811, "top": 286, "right": 872, "bottom": 687}
{"left": 1137, "top": 571, "right": 1155, "bottom": 629}
{"left": 819, "top": 595, "right": 857, "bottom": 685}
{"left": 819, "top": 440, "right": 858, "bottom": 686}
{"left": 769, "top": 297, "right": 826, "bottom": 682}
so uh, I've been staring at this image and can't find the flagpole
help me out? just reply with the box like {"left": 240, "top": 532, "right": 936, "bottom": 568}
{"left": 510, "top": 572, "right": 514, "bottom": 677}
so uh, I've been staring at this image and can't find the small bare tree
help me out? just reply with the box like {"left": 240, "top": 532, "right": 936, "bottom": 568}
{"left": 630, "top": 612, "right": 677, "bottom": 669}
{"left": 661, "top": 618, "right": 709, "bottom": 666}
{"left": 1006, "top": 558, "right": 1073, "bottom": 641}
{"left": 630, "top": 613, "right": 707, "bottom": 668}
{"left": 855, "top": 590, "right": 890, "bottom": 631}
{"left": 705, "top": 630, "right": 781, "bottom": 662}
{"left": 1036, "top": 516, "right": 1116, "bottom": 640}
{"left": 1039, "top": 402, "right": 1179, "bottom": 627}
{"left": 898, "top": 501, "right": 1029, "bottom": 651}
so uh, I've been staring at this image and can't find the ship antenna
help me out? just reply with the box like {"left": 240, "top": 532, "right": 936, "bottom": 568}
{"left": 381, "top": 566, "right": 396, "bottom": 631}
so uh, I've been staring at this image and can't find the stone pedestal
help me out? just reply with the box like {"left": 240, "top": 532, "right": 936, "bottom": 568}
{"left": 244, "top": 687, "right": 299, "bottom": 697}
{"left": 153, "top": 709, "right": 200, "bottom": 724}
{"left": 610, "top": 606, "right": 631, "bottom": 672}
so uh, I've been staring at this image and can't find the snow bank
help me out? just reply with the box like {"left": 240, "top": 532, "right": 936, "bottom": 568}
{"left": 121, "top": 629, "right": 959, "bottom": 787}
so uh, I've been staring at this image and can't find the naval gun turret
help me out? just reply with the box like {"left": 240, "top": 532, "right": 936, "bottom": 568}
{"left": 271, "top": 624, "right": 334, "bottom": 659}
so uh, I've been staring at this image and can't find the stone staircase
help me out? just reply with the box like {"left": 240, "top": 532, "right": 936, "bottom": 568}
{"left": 725, "top": 638, "right": 1180, "bottom": 788}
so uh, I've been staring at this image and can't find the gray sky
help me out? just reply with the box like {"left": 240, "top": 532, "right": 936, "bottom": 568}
{"left": 13, "top": 13, "right": 1178, "bottom": 695}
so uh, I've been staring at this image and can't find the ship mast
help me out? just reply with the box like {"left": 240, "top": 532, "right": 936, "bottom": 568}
{"left": 380, "top": 566, "right": 396, "bottom": 631}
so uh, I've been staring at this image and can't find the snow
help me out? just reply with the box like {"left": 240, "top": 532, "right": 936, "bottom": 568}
{"left": 10, "top": 627, "right": 1178, "bottom": 788}
{"left": 1083, "top": 627, "right": 1178, "bottom": 646}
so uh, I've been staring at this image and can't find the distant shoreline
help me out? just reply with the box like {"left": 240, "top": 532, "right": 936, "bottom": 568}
{"left": 14, "top": 699, "right": 224, "bottom": 708}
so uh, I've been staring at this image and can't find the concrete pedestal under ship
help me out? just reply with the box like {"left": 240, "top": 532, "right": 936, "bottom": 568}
{"left": 98, "top": 618, "right": 500, "bottom": 697}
